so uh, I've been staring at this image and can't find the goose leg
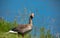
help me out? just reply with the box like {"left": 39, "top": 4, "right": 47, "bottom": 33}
{"left": 22, "top": 34, "right": 24, "bottom": 38}
{"left": 17, "top": 33, "right": 19, "bottom": 38}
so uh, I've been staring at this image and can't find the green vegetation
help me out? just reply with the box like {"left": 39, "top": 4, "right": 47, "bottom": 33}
{"left": 0, "top": 18, "right": 55, "bottom": 38}
{"left": 40, "top": 27, "right": 45, "bottom": 38}
{"left": 0, "top": 17, "right": 17, "bottom": 32}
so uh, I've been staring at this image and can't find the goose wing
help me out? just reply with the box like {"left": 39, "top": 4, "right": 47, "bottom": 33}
{"left": 12, "top": 24, "right": 32, "bottom": 33}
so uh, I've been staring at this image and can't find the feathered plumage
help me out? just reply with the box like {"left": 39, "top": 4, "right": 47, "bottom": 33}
{"left": 9, "top": 13, "right": 34, "bottom": 35}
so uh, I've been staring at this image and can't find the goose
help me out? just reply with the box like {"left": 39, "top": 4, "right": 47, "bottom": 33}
{"left": 8, "top": 13, "right": 34, "bottom": 38}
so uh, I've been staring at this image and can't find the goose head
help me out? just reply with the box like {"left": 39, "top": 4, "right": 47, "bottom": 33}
{"left": 30, "top": 13, "right": 34, "bottom": 19}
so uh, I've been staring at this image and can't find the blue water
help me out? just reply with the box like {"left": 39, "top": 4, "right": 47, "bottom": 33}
{"left": 0, "top": 0, "right": 60, "bottom": 34}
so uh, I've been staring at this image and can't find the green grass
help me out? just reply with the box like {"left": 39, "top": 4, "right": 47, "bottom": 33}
{"left": 0, "top": 18, "right": 31, "bottom": 38}
{"left": 0, "top": 32, "right": 31, "bottom": 38}
{"left": 0, "top": 32, "right": 18, "bottom": 38}
{"left": 0, "top": 18, "right": 55, "bottom": 38}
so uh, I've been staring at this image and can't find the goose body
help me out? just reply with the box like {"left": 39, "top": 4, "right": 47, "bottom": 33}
{"left": 11, "top": 24, "right": 32, "bottom": 34}
{"left": 9, "top": 13, "right": 34, "bottom": 35}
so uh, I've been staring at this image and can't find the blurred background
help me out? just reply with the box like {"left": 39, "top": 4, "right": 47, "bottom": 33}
{"left": 0, "top": 0, "right": 60, "bottom": 38}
